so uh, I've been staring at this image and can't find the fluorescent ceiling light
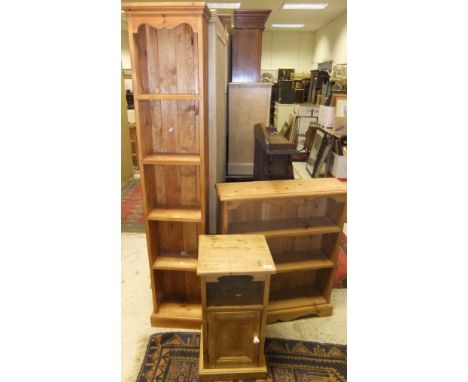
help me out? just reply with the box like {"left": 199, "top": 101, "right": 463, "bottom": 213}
{"left": 282, "top": 3, "right": 328, "bottom": 10}
{"left": 207, "top": 2, "right": 241, "bottom": 9}
{"left": 272, "top": 23, "right": 305, "bottom": 28}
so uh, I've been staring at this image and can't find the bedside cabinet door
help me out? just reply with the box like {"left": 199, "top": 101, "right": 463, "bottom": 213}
{"left": 207, "top": 310, "right": 262, "bottom": 368}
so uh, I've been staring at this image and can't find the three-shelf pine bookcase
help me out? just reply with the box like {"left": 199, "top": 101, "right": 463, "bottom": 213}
{"left": 216, "top": 178, "right": 347, "bottom": 323}
{"left": 123, "top": 2, "right": 210, "bottom": 328}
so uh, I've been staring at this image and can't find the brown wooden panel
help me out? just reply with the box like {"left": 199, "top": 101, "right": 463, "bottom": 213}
{"left": 227, "top": 198, "right": 331, "bottom": 224}
{"left": 133, "top": 25, "right": 150, "bottom": 94}
{"left": 145, "top": 25, "right": 161, "bottom": 93}
{"left": 207, "top": 310, "right": 262, "bottom": 368}
{"left": 156, "top": 221, "right": 201, "bottom": 254}
{"left": 270, "top": 270, "right": 317, "bottom": 294}
{"left": 175, "top": 23, "right": 198, "bottom": 94}
{"left": 231, "top": 29, "right": 262, "bottom": 83}
{"left": 137, "top": 100, "right": 200, "bottom": 154}
{"left": 231, "top": 10, "right": 270, "bottom": 83}
{"left": 146, "top": 165, "right": 200, "bottom": 208}
{"left": 156, "top": 269, "right": 201, "bottom": 301}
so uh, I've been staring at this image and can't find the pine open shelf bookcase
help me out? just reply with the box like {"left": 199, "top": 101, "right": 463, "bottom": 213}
{"left": 216, "top": 178, "right": 347, "bottom": 323}
{"left": 123, "top": 2, "right": 210, "bottom": 329}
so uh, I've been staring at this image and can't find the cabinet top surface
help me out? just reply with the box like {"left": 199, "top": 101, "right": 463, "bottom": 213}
{"left": 216, "top": 178, "right": 347, "bottom": 202}
{"left": 197, "top": 235, "right": 275, "bottom": 276}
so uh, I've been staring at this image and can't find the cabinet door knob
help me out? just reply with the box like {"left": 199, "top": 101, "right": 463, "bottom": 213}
{"left": 253, "top": 336, "right": 260, "bottom": 344}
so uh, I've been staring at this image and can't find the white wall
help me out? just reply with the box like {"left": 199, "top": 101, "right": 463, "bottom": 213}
{"left": 311, "top": 12, "right": 347, "bottom": 67}
{"left": 121, "top": 30, "right": 131, "bottom": 69}
{"left": 261, "top": 31, "right": 314, "bottom": 74}
{"left": 121, "top": 30, "right": 133, "bottom": 91}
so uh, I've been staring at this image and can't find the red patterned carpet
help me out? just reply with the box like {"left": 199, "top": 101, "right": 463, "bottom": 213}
{"left": 121, "top": 179, "right": 145, "bottom": 232}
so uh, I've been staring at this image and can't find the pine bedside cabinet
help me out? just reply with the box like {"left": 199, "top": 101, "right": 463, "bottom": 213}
{"left": 197, "top": 235, "right": 276, "bottom": 381}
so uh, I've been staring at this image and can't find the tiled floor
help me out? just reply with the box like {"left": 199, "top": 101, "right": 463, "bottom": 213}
{"left": 121, "top": 232, "right": 347, "bottom": 382}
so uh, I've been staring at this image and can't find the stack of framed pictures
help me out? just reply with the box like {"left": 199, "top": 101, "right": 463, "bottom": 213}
{"left": 306, "top": 127, "right": 346, "bottom": 178}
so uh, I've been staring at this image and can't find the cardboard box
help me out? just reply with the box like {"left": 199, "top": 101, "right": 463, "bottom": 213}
{"left": 293, "top": 103, "right": 320, "bottom": 117}
{"left": 329, "top": 152, "right": 347, "bottom": 179}
{"left": 318, "top": 105, "right": 336, "bottom": 129}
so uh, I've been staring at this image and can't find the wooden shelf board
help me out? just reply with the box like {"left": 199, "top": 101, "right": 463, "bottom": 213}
{"left": 229, "top": 217, "right": 340, "bottom": 238}
{"left": 273, "top": 251, "right": 334, "bottom": 273}
{"left": 216, "top": 178, "right": 347, "bottom": 202}
{"left": 147, "top": 208, "right": 202, "bottom": 222}
{"left": 268, "top": 288, "right": 327, "bottom": 311}
{"left": 153, "top": 254, "right": 198, "bottom": 271}
{"left": 155, "top": 300, "right": 202, "bottom": 320}
{"left": 142, "top": 154, "right": 201, "bottom": 166}
{"left": 137, "top": 93, "right": 200, "bottom": 101}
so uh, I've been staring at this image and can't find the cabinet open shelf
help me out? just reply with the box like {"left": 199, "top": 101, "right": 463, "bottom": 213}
{"left": 142, "top": 154, "right": 201, "bottom": 166}
{"left": 273, "top": 251, "right": 334, "bottom": 273}
{"left": 153, "top": 253, "right": 198, "bottom": 271}
{"left": 229, "top": 217, "right": 340, "bottom": 238}
{"left": 206, "top": 275, "right": 264, "bottom": 307}
{"left": 268, "top": 286, "right": 327, "bottom": 311}
{"left": 148, "top": 208, "right": 202, "bottom": 222}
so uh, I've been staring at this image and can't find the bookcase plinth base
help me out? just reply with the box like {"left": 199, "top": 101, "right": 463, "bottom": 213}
{"left": 267, "top": 303, "right": 333, "bottom": 324}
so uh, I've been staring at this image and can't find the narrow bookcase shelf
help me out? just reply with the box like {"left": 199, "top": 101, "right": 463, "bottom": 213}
{"left": 153, "top": 255, "right": 198, "bottom": 271}
{"left": 137, "top": 94, "right": 200, "bottom": 100}
{"left": 142, "top": 154, "right": 201, "bottom": 166}
{"left": 229, "top": 217, "right": 340, "bottom": 238}
{"left": 273, "top": 251, "right": 334, "bottom": 273}
{"left": 147, "top": 208, "right": 202, "bottom": 223}
{"left": 151, "top": 300, "right": 202, "bottom": 329}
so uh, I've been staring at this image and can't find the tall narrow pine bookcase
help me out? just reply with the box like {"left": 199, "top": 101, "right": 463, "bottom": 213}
{"left": 123, "top": 2, "right": 210, "bottom": 329}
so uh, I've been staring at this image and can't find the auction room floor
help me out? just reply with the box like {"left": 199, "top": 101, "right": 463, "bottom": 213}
{"left": 122, "top": 232, "right": 347, "bottom": 382}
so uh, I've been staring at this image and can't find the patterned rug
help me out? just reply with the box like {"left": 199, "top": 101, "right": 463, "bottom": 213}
{"left": 121, "top": 178, "right": 145, "bottom": 232}
{"left": 137, "top": 332, "right": 346, "bottom": 382}
{"left": 333, "top": 233, "right": 347, "bottom": 288}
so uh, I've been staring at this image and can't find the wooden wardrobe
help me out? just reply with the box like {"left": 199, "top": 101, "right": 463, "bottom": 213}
{"left": 122, "top": 2, "right": 210, "bottom": 329}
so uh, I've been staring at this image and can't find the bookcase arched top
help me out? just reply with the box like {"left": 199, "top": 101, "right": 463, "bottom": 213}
{"left": 123, "top": 2, "right": 211, "bottom": 34}
{"left": 132, "top": 23, "right": 199, "bottom": 95}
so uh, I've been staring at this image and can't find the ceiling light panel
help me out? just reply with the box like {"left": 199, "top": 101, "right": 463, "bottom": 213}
{"left": 282, "top": 3, "right": 328, "bottom": 10}
{"left": 207, "top": 2, "right": 241, "bottom": 9}
{"left": 272, "top": 23, "right": 305, "bottom": 28}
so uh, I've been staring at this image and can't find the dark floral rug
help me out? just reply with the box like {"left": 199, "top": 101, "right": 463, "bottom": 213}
{"left": 137, "top": 332, "right": 346, "bottom": 382}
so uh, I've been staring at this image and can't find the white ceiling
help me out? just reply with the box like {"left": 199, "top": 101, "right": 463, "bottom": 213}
{"left": 121, "top": 0, "right": 346, "bottom": 32}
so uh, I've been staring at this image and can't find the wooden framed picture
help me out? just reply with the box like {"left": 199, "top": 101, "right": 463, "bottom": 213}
{"left": 330, "top": 92, "right": 347, "bottom": 107}
{"left": 306, "top": 129, "right": 326, "bottom": 176}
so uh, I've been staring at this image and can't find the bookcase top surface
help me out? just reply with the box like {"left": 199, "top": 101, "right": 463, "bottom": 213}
{"left": 216, "top": 178, "right": 347, "bottom": 202}
{"left": 197, "top": 235, "right": 275, "bottom": 277}
{"left": 122, "top": 2, "right": 211, "bottom": 17}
